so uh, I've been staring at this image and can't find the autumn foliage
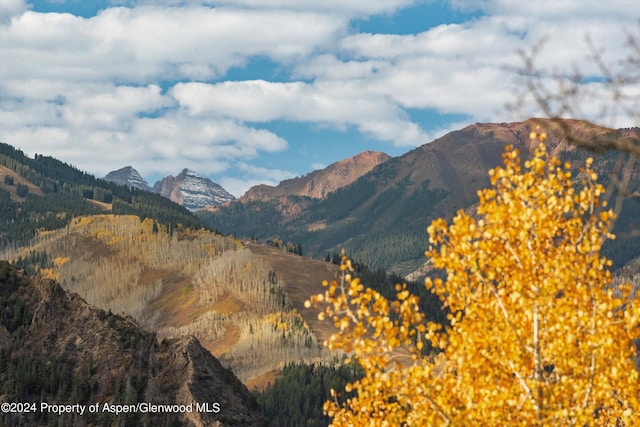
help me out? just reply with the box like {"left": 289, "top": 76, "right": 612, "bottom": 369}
{"left": 308, "top": 134, "right": 640, "bottom": 426}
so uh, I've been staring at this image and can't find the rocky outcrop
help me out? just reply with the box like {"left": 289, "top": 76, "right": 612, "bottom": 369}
{"left": 103, "top": 166, "right": 151, "bottom": 190}
{"left": 0, "top": 262, "right": 268, "bottom": 426}
{"left": 152, "top": 169, "right": 235, "bottom": 211}
{"left": 240, "top": 150, "right": 391, "bottom": 202}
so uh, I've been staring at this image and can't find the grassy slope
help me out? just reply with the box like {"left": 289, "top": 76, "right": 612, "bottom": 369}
{"left": 6, "top": 215, "right": 336, "bottom": 384}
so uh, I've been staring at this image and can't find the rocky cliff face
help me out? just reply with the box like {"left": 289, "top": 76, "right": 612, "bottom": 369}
{"left": 0, "top": 262, "right": 268, "bottom": 427}
{"left": 240, "top": 150, "right": 391, "bottom": 202}
{"left": 152, "top": 169, "right": 235, "bottom": 211}
{"left": 102, "top": 166, "right": 151, "bottom": 191}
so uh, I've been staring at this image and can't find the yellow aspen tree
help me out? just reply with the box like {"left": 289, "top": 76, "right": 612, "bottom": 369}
{"left": 308, "top": 133, "right": 640, "bottom": 426}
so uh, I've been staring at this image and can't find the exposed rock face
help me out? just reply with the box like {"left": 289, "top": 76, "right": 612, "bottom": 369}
{"left": 240, "top": 150, "right": 391, "bottom": 202}
{"left": 0, "top": 262, "right": 268, "bottom": 427}
{"left": 152, "top": 169, "right": 235, "bottom": 211}
{"left": 103, "top": 166, "right": 151, "bottom": 190}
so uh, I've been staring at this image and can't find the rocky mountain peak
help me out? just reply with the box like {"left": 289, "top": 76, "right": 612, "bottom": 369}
{"left": 240, "top": 150, "right": 391, "bottom": 202}
{"left": 152, "top": 169, "right": 235, "bottom": 211}
{"left": 102, "top": 166, "right": 150, "bottom": 191}
{"left": 184, "top": 168, "right": 199, "bottom": 178}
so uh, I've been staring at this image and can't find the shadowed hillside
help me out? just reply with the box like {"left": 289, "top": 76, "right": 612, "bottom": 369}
{"left": 0, "top": 261, "right": 268, "bottom": 426}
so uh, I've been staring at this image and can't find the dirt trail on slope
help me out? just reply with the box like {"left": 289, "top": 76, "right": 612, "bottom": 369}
{"left": 245, "top": 243, "right": 339, "bottom": 346}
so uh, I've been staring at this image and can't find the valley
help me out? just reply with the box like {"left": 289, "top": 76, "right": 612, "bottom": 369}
{"left": 1, "top": 118, "right": 640, "bottom": 426}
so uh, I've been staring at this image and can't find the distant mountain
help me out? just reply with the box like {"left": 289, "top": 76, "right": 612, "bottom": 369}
{"left": 102, "top": 166, "right": 236, "bottom": 211}
{"left": 199, "top": 119, "right": 640, "bottom": 275}
{"left": 0, "top": 261, "right": 269, "bottom": 426}
{"left": 0, "top": 143, "right": 209, "bottom": 249}
{"left": 241, "top": 150, "right": 391, "bottom": 202}
{"left": 197, "top": 150, "right": 392, "bottom": 228}
{"left": 153, "top": 169, "right": 235, "bottom": 211}
{"left": 102, "top": 166, "right": 150, "bottom": 190}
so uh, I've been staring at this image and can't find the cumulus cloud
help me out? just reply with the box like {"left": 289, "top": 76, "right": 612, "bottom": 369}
{"left": 170, "top": 80, "right": 430, "bottom": 146}
{"left": 0, "top": 6, "right": 344, "bottom": 83}
{"left": 1, "top": 0, "right": 639, "bottom": 194}
{"left": 0, "top": 0, "right": 27, "bottom": 24}
{"left": 312, "top": 6, "right": 639, "bottom": 125}
{"left": 113, "top": 0, "right": 416, "bottom": 16}
{"left": 449, "top": 0, "right": 636, "bottom": 20}
{"left": 219, "top": 162, "right": 296, "bottom": 197}
{"left": 3, "top": 111, "right": 288, "bottom": 182}
{"left": 0, "top": 3, "right": 330, "bottom": 187}
{"left": 0, "top": 81, "right": 172, "bottom": 142}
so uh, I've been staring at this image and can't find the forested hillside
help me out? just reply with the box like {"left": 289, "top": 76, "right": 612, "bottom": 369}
{"left": 199, "top": 119, "right": 640, "bottom": 276}
{"left": 305, "top": 135, "right": 640, "bottom": 426}
{"left": 0, "top": 143, "right": 209, "bottom": 251}
{"left": 244, "top": 248, "right": 450, "bottom": 426}
{"left": 0, "top": 261, "right": 269, "bottom": 426}
{"left": 254, "top": 360, "right": 363, "bottom": 427}
{"left": 3, "top": 215, "right": 333, "bottom": 384}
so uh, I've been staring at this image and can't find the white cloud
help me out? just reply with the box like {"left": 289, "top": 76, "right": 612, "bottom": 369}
{"left": 339, "top": 19, "right": 525, "bottom": 65}
{"left": 0, "top": 98, "right": 289, "bottom": 180}
{"left": 0, "top": 80, "right": 173, "bottom": 135}
{"left": 0, "top": 0, "right": 27, "bottom": 24}
{"left": 113, "top": 0, "right": 416, "bottom": 16}
{"left": 67, "top": 85, "right": 171, "bottom": 129}
{"left": 293, "top": 54, "right": 390, "bottom": 81}
{"left": 311, "top": 162, "right": 327, "bottom": 170}
{"left": 448, "top": 0, "right": 635, "bottom": 17}
{"left": 170, "top": 80, "right": 430, "bottom": 146}
{"left": 216, "top": 177, "right": 257, "bottom": 198}
{"left": 0, "top": 6, "right": 345, "bottom": 83}
{"left": 115, "top": 114, "right": 288, "bottom": 173}
{"left": 1, "top": 0, "right": 639, "bottom": 195}
{"left": 236, "top": 162, "right": 295, "bottom": 182}
{"left": 309, "top": 8, "right": 640, "bottom": 127}
{"left": 220, "top": 162, "right": 296, "bottom": 197}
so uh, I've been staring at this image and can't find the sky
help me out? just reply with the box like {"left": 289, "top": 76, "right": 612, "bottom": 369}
{"left": 0, "top": 0, "right": 639, "bottom": 197}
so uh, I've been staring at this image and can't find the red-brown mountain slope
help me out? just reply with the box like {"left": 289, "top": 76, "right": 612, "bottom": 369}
{"left": 240, "top": 150, "right": 391, "bottom": 202}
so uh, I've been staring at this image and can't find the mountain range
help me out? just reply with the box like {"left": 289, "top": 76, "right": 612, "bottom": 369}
{"left": 198, "top": 118, "right": 640, "bottom": 276}
{"left": 102, "top": 167, "right": 235, "bottom": 212}
{"left": 241, "top": 150, "right": 391, "bottom": 203}
{"left": 2, "top": 118, "right": 640, "bottom": 426}
{"left": 102, "top": 150, "right": 391, "bottom": 213}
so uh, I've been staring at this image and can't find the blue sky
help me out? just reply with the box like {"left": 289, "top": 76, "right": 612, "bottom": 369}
{"left": 0, "top": 1, "right": 638, "bottom": 196}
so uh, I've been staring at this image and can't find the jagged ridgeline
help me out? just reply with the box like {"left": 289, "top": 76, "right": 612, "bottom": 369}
{"left": 0, "top": 261, "right": 269, "bottom": 426}
{"left": 0, "top": 142, "right": 209, "bottom": 250}
{"left": 4, "top": 215, "right": 332, "bottom": 384}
